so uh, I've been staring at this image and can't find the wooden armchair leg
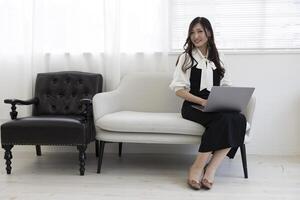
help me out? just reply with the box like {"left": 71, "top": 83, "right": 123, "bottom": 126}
{"left": 77, "top": 145, "right": 87, "bottom": 176}
{"left": 36, "top": 145, "right": 42, "bottom": 156}
{"left": 2, "top": 145, "right": 14, "bottom": 174}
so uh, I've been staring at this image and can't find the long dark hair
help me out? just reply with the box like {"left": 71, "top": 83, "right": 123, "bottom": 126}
{"left": 176, "top": 17, "right": 225, "bottom": 78}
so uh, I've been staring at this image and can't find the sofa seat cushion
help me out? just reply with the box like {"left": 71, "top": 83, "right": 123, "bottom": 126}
{"left": 1, "top": 115, "right": 86, "bottom": 145}
{"left": 96, "top": 111, "right": 251, "bottom": 137}
{"left": 97, "top": 111, "right": 206, "bottom": 136}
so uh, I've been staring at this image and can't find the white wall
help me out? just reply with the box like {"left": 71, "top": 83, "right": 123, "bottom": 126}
{"left": 1, "top": 52, "right": 300, "bottom": 155}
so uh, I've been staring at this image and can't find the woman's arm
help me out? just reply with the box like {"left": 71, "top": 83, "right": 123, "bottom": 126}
{"left": 176, "top": 89, "right": 207, "bottom": 106}
{"left": 170, "top": 53, "right": 207, "bottom": 106}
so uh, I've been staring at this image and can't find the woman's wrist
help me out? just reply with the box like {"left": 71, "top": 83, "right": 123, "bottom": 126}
{"left": 198, "top": 98, "right": 205, "bottom": 106}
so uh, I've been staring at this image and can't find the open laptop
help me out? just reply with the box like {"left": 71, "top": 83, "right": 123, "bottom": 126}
{"left": 192, "top": 86, "right": 255, "bottom": 112}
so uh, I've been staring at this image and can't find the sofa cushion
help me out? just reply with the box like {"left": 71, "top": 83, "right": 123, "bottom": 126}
{"left": 1, "top": 116, "right": 86, "bottom": 145}
{"left": 96, "top": 111, "right": 251, "bottom": 137}
{"left": 97, "top": 111, "right": 205, "bottom": 136}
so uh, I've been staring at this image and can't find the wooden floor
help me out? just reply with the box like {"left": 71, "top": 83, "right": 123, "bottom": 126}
{"left": 0, "top": 152, "right": 300, "bottom": 200}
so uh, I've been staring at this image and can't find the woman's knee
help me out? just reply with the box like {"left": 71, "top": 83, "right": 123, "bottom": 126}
{"left": 216, "top": 112, "right": 244, "bottom": 121}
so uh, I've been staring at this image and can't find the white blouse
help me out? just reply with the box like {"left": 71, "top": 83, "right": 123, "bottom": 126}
{"left": 169, "top": 48, "right": 232, "bottom": 92}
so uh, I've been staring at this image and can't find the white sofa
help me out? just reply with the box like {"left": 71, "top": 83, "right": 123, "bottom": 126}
{"left": 93, "top": 72, "right": 256, "bottom": 177}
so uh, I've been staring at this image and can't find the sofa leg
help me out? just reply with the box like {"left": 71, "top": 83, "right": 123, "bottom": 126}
{"left": 95, "top": 141, "right": 99, "bottom": 157}
{"left": 240, "top": 144, "right": 248, "bottom": 179}
{"left": 97, "top": 141, "right": 105, "bottom": 174}
{"left": 118, "top": 142, "right": 123, "bottom": 157}
{"left": 2, "top": 145, "right": 14, "bottom": 175}
{"left": 77, "top": 145, "right": 87, "bottom": 176}
{"left": 36, "top": 145, "right": 42, "bottom": 156}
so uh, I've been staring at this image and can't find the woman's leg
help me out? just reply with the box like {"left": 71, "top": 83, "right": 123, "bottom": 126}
{"left": 188, "top": 152, "right": 211, "bottom": 182}
{"left": 202, "top": 147, "right": 231, "bottom": 183}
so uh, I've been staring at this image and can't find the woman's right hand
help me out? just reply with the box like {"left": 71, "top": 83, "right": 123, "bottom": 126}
{"left": 176, "top": 89, "right": 208, "bottom": 106}
{"left": 201, "top": 99, "right": 208, "bottom": 107}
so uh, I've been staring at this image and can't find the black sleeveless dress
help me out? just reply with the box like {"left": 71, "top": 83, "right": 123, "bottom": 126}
{"left": 181, "top": 66, "right": 246, "bottom": 158}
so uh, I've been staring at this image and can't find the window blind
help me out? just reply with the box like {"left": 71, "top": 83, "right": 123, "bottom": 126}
{"left": 170, "top": 0, "right": 300, "bottom": 50}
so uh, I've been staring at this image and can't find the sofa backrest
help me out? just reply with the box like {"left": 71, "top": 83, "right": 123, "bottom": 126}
{"left": 118, "top": 73, "right": 183, "bottom": 113}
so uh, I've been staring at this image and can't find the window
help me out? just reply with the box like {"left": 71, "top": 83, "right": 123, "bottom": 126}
{"left": 170, "top": 0, "right": 300, "bottom": 50}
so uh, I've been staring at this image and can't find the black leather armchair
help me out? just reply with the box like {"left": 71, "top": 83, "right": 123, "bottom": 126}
{"left": 1, "top": 71, "right": 102, "bottom": 175}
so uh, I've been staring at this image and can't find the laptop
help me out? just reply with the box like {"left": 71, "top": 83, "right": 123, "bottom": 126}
{"left": 192, "top": 86, "right": 255, "bottom": 112}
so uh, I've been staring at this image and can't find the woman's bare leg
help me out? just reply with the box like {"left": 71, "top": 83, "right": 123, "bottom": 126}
{"left": 188, "top": 152, "right": 211, "bottom": 182}
{"left": 202, "top": 148, "right": 231, "bottom": 183}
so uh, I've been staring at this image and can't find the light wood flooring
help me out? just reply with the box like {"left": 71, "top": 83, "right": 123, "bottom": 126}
{"left": 0, "top": 152, "right": 300, "bottom": 200}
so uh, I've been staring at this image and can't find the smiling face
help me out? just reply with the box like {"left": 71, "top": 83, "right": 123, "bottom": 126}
{"left": 182, "top": 17, "right": 223, "bottom": 74}
{"left": 190, "top": 23, "right": 210, "bottom": 49}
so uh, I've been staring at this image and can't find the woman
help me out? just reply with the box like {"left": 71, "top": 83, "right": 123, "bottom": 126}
{"left": 169, "top": 17, "right": 246, "bottom": 190}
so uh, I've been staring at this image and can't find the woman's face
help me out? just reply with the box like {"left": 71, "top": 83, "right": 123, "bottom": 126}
{"left": 190, "top": 23, "right": 209, "bottom": 48}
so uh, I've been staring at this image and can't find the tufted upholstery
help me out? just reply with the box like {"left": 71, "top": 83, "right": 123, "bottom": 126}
{"left": 33, "top": 71, "right": 102, "bottom": 115}
{"left": 1, "top": 71, "right": 103, "bottom": 175}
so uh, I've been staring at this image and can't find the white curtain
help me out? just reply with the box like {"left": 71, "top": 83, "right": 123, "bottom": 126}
{"left": 0, "top": 0, "right": 170, "bottom": 119}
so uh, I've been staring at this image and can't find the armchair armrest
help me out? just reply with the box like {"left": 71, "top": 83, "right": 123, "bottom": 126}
{"left": 79, "top": 98, "right": 94, "bottom": 141}
{"left": 80, "top": 98, "right": 92, "bottom": 105}
{"left": 92, "top": 90, "right": 121, "bottom": 122}
{"left": 4, "top": 97, "right": 38, "bottom": 106}
{"left": 4, "top": 97, "right": 39, "bottom": 119}
{"left": 79, "top": 98, "right": 93, "bottom": 121}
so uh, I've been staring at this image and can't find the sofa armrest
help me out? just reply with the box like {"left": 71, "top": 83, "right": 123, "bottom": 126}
{"left": 92, "top": 90, "right": 122, "bottom": 122}
{"left": 242, "top": 96, "right": 256, "bottom": 142}
{"left": 243, "top": 96, "right": 256, "bottom": 125}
